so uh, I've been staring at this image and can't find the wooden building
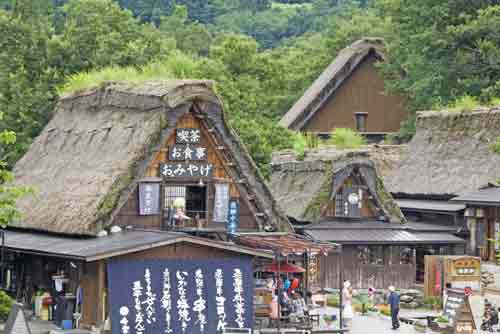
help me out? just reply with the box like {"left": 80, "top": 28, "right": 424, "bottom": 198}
{"left": 270, "top": 149, "right": 465, "bottom": 289}
{"left": 386, "top": 109, "right": 500, "bottom": 263}
{"left": 279, "top": 38, "right": 407, "bottom": 138}
{"left": 452, "top": 185, "right": 500, "bottom": 262}
{"left": 7, "top": 80, "right": 297, "bottom": 331}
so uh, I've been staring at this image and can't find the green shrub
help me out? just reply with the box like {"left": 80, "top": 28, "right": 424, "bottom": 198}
{"left": 293, "top": 133, "right": 307, "bottom": 161}
{"left": 448, "top": 95, "right": 480, "bottom": 112}
{"left": 491, "top": 137, "right": 500, "bottom": 154}
{"left": 329, "top": 128, "right": 366, "bottom": 149}
{"left": 423, "top": 296, "right": 442, "bottom": 309}
{"left": 326, "top": 294, "right": 340, "bottom": 307}
{"left": 0, "top": 290, "right": 14, "bottom": 321}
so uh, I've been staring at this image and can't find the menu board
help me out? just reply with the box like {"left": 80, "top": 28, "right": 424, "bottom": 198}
{"left": 213, "top": 184, "right": 230, "bottom": 223}
{"left": 138, "top": 183, "right": 161, "bottom": 215}
{"left": 443, "top": 289, "right": 465, "bottom": 325}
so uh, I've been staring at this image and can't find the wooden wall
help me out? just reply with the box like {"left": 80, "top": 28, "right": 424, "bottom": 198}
{"left": 114, "top": 111, "right": 259, "bottom": 231}
{"left": 303, "top": 55, "right": 407, "bottom": 133}
{"left": 319, "top": 245, "right": 416, "bottom": 289}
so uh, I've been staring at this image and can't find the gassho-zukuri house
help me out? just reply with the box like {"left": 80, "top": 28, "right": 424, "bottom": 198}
{"left": 279, "top": 38, "right": 407, "bottom": 140}
{"left": 270, "top": 148, "right": 466, "bottom": 289}
{"left": 3, "top": 80, "right": 335, "bottom": 333}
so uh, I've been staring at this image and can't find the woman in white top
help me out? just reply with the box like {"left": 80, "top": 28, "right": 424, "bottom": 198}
{"left": 342, "top": 281, "right": 354, "bottom": 333}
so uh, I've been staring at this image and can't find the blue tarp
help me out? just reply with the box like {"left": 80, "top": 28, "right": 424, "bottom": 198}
{"left": 107, "top": 258, "right": 254, "bottom": 334}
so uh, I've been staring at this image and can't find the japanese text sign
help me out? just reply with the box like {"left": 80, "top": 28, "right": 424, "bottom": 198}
{"left": 108, "top": 259, "right": 254, "bottom": 334}
{"left": 160, "top": 163, "right": 213, "bottom": 178}
{"left": 227, "top": 199, "right": 239, "bottom": 234}
{"left": 176, "top": 128, "right": 201, "bottom": 144}
{"left": 138, "top": 183, "right": 160, "bottom": 215}
{"left": 169, "top": 145, "right": 207, "bottom": 161}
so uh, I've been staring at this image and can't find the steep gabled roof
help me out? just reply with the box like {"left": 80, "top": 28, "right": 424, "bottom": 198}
{"left": 386, "top": 108, "right": 500, "bottom": 197}
{"left": 270, "top": 148, "right": 406, "bottom": 224}
{"left": 13, "top": 80, "right": 292, "bottom": 235}
{"left": 279, "top": 38, "right": 385, "bottom": 130}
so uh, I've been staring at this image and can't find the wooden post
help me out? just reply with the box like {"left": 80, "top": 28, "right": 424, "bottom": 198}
{"left": 96, "top": 261, "right": 106, "bottom": 326}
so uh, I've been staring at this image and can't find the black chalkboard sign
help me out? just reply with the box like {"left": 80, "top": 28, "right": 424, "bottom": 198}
{"left": 138, "top": 182, "right": 160, "bottom": 215}
{"left": 443, "top": 289, "right": 465, "bottom": 325}
{"left": 5, "top": 303, "right": 31, "bottom": 334}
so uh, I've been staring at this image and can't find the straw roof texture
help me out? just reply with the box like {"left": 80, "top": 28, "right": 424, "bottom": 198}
{"left": 386, "top": 108, "right": 500, "bottom": 197}
{"left": 270, "top": 147, "right": 406, "bottom": 224}
{"left": 279, "top": 38, "right": 385, "bottom": 130}
{"left": 13, "top": 80, "right": 292, "bottom": 235}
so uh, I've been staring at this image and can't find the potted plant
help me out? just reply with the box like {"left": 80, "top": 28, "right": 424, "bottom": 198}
{"left": 322, "top": 314, "right": 337, "bottom": 328}
{"left": 435, "top": 315, "right": 449, "bottom": 329}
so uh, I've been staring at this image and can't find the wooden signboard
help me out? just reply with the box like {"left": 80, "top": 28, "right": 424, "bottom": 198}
{"left": 176, "top": 128, "right": 201, "bottom": 144}
{"left": 454, "top": 296, "right": 476, "bottom": 334}
{"left": 451, "top": 257, "right": 481, "bottom": 280}
{"left": 227, "top": 199, "right": 240, "bottom": 234}
{"left": 160, "top": 163, "right": 213, "bottom": 178}
{"left": 4, "top": 303, "right": 31, "bottom": 334}
{"left": 168, "top": 145, "right": 207, "bottom": 161}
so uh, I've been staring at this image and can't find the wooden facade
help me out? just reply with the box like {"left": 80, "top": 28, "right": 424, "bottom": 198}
{"left": 464, "top": 206, "right": 500, "bottom": 262}
{"left": 316, "top": 245, "right": 416, "bottom": 289}
{"left": 303, "top": 55, "right": 407, "bottom": 134}
{"left": 114, "top": 110, "right": 260, "bottom": 232}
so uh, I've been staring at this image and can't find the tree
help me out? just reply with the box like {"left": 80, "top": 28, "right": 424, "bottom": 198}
{"left": 0, "top": 113, "right": 31, "bottom": 228}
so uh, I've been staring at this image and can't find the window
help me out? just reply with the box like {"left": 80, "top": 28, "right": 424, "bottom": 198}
{"left": 164, "top": 185, "right": 207, "bottom": 219}
{"left": 355, "top": 112, "right": 368, "bottom": 132}
{"left": 334, "top": 185, "right": 361, "bottom": 218}
{"left": 357, "top": 246, "right": 384, "bottom": 265}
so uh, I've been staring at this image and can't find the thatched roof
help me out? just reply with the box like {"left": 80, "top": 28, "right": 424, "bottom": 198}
{"left": 386, "top": 108, "right": 500, "bottom": 197}
{"left": 270, "top": 147, "right": 406, "bottom": 224}
{"left": 279, "top": 38, "right": 385, "bottom": 130}
{"left": 13, "top": 80, "right": 292, "bottom": 235}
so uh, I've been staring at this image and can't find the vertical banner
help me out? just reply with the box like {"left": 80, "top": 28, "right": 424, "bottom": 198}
{"left": 213, "top": 184, "right": 230, "bottom": 223}
{"left": 138, "top": 183, "right": 160, "bottom": 215}
{"left": 227, "top": 199, "right": 240, "bottom": 234}
{"left": 108, "top": 259, "right": 254, "bottom": 334}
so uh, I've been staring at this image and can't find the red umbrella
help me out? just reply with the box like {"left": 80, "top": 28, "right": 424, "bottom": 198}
{"left": 262, "top": 262, "right": 306, "bottom": 273}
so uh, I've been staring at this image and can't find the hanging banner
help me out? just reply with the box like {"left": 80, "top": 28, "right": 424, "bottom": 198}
{"left": 138, "top": 183, "right": 161, "bottom": 215}
{"left": 213, "top": 184, "right": 230, "bottom": 223}
{"left": 227, "top": 199, "right": 240, "bottom": 234}
{"left": 108, "top": 259, "right": 254, "bottom": 334}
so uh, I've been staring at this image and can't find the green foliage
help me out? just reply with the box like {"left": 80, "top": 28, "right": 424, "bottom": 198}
{"left": 0, "top": 113, "right": 32, "bottom": 228}
{"left": 329, "top": 128, "right": 366, "bottom": 149}
{"left": 447, "top": 95, "right": 481, "bottom": 112}
{"left": 0, "top": 290, "right": 13, "bottom": 321}
{"left": 491, "top": 137, "right": 500, "bottom": 154}
{"left": 423, "top": 296, "right": 443, "bottom": 309}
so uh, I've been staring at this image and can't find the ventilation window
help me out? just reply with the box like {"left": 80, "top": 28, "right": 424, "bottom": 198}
{"left": 355, "top": 112, "right": 368, "bottom": 132}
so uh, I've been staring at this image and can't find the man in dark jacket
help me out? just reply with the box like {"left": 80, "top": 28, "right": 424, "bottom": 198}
{"left": 388, "top": 286, "right": 400, "bottom": 330}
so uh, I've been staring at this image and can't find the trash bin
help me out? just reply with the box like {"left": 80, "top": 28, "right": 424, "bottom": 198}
{"left": 61, "top": 320, "right": 73, "bottom": 330}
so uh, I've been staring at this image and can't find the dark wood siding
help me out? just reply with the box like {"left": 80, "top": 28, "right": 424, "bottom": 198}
{"left": 304, "top": 56, "right": 407, "bottom": 133}
{"left": 114, "top": 111, "right": 259, "bottom": 231}
{"left": 319, "top": 245, "right": 416, "bottom": 289}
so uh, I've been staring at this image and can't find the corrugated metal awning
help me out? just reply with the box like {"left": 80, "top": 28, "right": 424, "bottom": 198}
{"left": 452, "top": 186, "right": 500, "bottom": 206}
{"left": 305, "top": 228, "right": 465, "bottom": 245}
{"left": 235, "top": 233, "right": 340, "bottom": 256}
{"left": 3, "top": 229, "right": 273, "bottom": 261}
{"left": 396, "top": 199, "right": 465, "bottom": 212}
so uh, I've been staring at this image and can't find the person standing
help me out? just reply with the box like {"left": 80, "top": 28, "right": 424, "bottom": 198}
{"left": 388, "top": 286, "right": 400, "bottom": 330}
{"left": 342, "top": 281, "right": 354, "bottom": 333}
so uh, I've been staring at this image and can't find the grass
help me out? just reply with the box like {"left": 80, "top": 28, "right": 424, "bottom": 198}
{"left": 491, "top": 137, "right": 500, "bottom": 154}
{"left": 444, "top": 94, "right": 481, "bottom": 112}
{"left": 292, "top": 132, "right": 320, "bottom": 160}
{"left": 58, "top": 51, "right": 201, "bottom": 95}
{"left": 329, "top": 128, "right": 366, "bottom": 149}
